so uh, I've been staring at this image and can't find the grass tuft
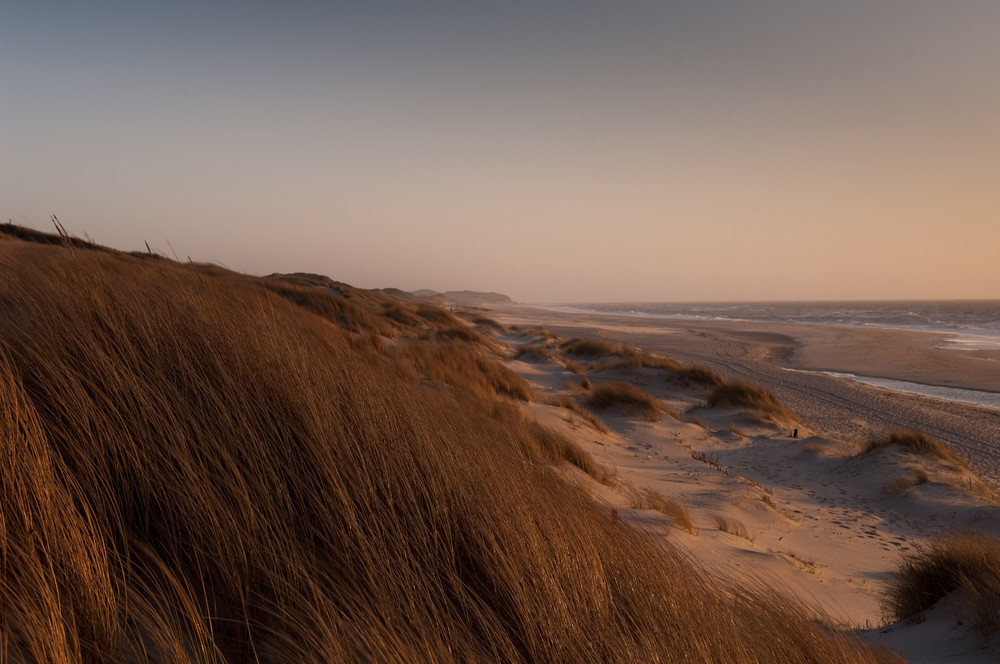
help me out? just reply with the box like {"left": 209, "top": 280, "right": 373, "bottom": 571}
{"left": 585, "top": 381, "right": 665, "bottom": 422}
{"left": 862, "top": 430, "right": 969, "bottom": 470}
{"left": 561, "top": 337, "right": 636, "bottom": 358}
{"left": 706, "top": 379, "right": 795, "bottom": 420}
{"left": 633, "top": 489, "right": 696, "bottom": 535}
{"left": 712, "top": 515, "right": 753, "bottom": 542}
{"left": 513, "top": 345, "right": 553, "bottom": 362}
{"left": 885, "top": 531, "right": 1000, "bottom": 631}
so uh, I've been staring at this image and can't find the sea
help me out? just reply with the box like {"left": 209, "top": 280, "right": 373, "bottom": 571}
{"left": 542, "top": 300, "right": 1000, "bottom": 410}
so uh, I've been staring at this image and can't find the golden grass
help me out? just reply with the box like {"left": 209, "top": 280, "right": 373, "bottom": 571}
{"left": 512, "top": 345, "right": 554, "bottom": 362}
{"left": 885, "top": 531, "right": 1000, "bottom": 632}
{"left": 392, "top": 338, "right": 534, "bottom": 401}
{"left": 524, "top": 420, "right": 613, "bottom": 484}
{"left": 0, "top": 229, "right": 899, "bottom": 663}
{"left": 632, "top": 489, "right": 697, "bottom": 535}
{"left": 541, "top": 395, "right": 610, "bottom": 434}
{"left": 424, "top": 325, "right": 488, "bottom": 345}
{"left": 862, "top": 429, "right": 970, "bottom": 470}
{"left": 711, "top": 515, "right": 753, "bottom": 542}
{"left": 563, "top": 337, "right": 723, "bottom": 388}
{"left": 593, "top": 354, "right": 680, "bottom": 372}
{"left": 559, "top": 357, "right": 588, "bottom": 375}
{"left": 585, "top": 381, "right": 666, "bottom": 422}
{"left": 516, "top": 325, "right": 559, "bottom": 342}
{"left": 706, "top": 379, "right": 795, "bottom": 421}
{"left": 561, "top": 337, "right": 636, "bottom": 357}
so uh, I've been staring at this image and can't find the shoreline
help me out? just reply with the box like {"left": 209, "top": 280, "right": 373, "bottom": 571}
{"left": 524, "top": 304, "right": 1000, "bottom": 395}
{"left": 489, "top": 303, "right": 1000, "bottom": 484}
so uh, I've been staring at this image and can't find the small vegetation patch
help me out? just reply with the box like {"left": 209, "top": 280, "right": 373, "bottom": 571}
{"left": 692, "top": 451, "right": 732, "bottom": 475}
{"left": 706, "top": 380, "right": 794, "bottom": 421}
{"left": 471, "top": 315, "right": 507, "bottom": 334}
{"left": 674, "top": 365, "right": 725, "bottom": 388}
{"left": 517, "top": 326, "right": 559, "bottom": 342}
{"left": 561, "top": 337, "right": 637, "bottom": 358}
{"left": 585, "top": 381, "right": 665, "bottom": 421}
{"left": 513, "top": 345, "right": 553, "bottom": 362}
{"left": 593, "top": 354, "right": 680, "bottom": 372}
{"left": 885, "top": 531, "right": 1000, "bottom": 631}
{"left": 862, "top": 430, "right": 969, "bottom": 470}
{"left": 712, "top": 514, "right": 753, "bottom": 542}
{"left": 633, "top": 488, "right": 696, "bottom": 535}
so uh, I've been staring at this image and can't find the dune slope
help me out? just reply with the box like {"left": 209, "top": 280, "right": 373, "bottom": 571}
{"left": 0, "top": 231, "right": 896, "bottom": 663}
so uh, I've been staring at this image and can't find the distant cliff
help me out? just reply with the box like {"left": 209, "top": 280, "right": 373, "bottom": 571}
{"left": 413, "top": 289, "right": 513, "bottom": 304}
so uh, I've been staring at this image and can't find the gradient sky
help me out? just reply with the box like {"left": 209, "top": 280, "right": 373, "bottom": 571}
{"left": 3, "top": 1, "right": 998, "bottom": 302}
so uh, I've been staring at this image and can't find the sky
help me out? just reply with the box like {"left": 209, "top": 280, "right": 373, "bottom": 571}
{"left": 3, "top": 0, "right": 999, "bottom": 303}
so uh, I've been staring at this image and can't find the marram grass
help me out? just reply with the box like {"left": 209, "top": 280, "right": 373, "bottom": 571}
{"left": 0, "top": 229, "right": 899, "bottom": 663}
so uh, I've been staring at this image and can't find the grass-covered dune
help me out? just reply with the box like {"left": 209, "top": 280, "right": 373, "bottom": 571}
{"left": 0, "top": 228, "right": 897, "bottom": 663}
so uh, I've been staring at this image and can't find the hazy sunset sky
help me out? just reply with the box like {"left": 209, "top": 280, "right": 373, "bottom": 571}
{"left": 3, "top": 1, "right": 998, "bottom": 302}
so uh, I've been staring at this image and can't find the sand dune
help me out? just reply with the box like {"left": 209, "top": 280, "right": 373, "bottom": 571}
{"left": 492, "top": 304, "right": 1000, "bottom": 483}
{"left": 490, "top": 306, "right": 1000, "bottom": 663}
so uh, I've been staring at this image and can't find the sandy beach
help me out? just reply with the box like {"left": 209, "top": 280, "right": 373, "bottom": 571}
{"left": 482, "top": 302, "right": 1000, "bottom": 662}
{"left": 491, "top": 304, "right": 1000, "bottom": 484}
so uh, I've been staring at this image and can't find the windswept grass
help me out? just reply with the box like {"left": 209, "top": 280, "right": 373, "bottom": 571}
{"left": 262, "top": 278, "right": 398, "bottom": 336}
{"left": 523, "top": 420, "right": 613, "bottom": 484}
{"left": 706, "top": 379, "right": 795, "bottom": 421}
{"left": 862, "top": 429, "right": 969, "bottom": 470}
{"left": 885, "top": 531, "right": 1000, "bottom": 632}
{"left": 392, "top": 339, "right": 534, "bottom": 401}
{"left": 674, "top": 365, "right": 725, "bottom": 388}
{"left": 585, "top": 381, "right": 667, "bottom": 422}
{"left": 594, "top": 354, "right": 681, "bottom": 372}
{"left": 514, "top": 345, "right": 588, "bottom": 375}
{"left": 562, "top": 337, "right": 722, "bottom": 387}
{"left": 632, "top": 488, "right": 697, "bottom": 535}
{"left": 469, "top": 315, "right": 507, "bottom": 334}
{"left": 512, "top": 345, "right": 554, "bottom": 362}
{"left": 424, "top": 325, "right": 488, "bottom": 345}
{"left": 712, "top": 515, "right": 753, "bottom": 542}
{"left": 541, "top": 395, "right": 610, "bottom": 434}
{"left": 561, "top": 337, "right": 637, "bottom": 358}
{"left": 0, "top": 229, "right": 899, "bottom": 664}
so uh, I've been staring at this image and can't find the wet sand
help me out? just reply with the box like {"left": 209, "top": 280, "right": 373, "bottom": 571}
{"left": 490, "top": 304, "right": 1000, "bottom": 484}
